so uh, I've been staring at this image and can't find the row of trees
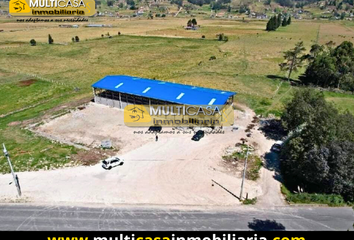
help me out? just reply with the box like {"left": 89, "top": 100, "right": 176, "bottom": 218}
{"left": 279, "top": 40, "right": 354, "bottom": 92}
{"left": 299, "top": 41, "right": 354, "bottom": 92}
{"left": 266, "top": 14, "right": 291, "bottom": 31}
{"left": 280, "top": 89, "right": 354, "bottom": 202}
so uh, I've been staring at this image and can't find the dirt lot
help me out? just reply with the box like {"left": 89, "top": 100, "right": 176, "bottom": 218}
{"left": 0, "top": 103, "right": 281, "bottom": 206}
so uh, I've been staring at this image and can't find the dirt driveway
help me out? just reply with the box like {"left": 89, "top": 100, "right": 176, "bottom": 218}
{"left": 0, "top": 103, "right": 284, "bottom": 207}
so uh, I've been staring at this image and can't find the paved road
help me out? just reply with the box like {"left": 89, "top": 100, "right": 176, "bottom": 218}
{"left": 0, "top": 204, "right": 353, "bottom": 231}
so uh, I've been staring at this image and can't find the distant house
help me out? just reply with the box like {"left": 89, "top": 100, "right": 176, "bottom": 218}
{"left": 86, "top": 24, "right": 105, "bottom": 27}
{"left": 59, "top": 25, "right": 79, "bottom": 28}
{"left": 86, "top": 24, "right": 112, "bottom": 28}
{"left": 216, "top": 11, "right": 226, "bottom": 18}
{"left": 255, "top": 13, "right": 267, "bottom": 19}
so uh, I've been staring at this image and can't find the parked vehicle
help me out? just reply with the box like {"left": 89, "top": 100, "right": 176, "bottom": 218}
{"left": 192, "top": 130, "right": 205, "bottom": 141}
{"left": 271, "top": 140, "right": 284, "bottom": 153}
{"left": 148, "top": 125, "right": 162, "bottom": 132}
{"left": 102, "top": 157, "right": 124, "bottom": 170}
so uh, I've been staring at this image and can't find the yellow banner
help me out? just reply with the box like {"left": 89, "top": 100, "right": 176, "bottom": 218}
{"left": 124, "top": 104, "right": 234, "bottom": 127}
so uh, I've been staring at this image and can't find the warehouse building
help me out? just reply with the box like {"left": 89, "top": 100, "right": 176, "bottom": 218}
{"left": 92, "top": 75, "right": 236, "bottom": 109}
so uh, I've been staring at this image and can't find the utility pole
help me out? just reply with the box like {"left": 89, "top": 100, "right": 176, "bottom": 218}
{"left": 2, "top": 143, "right": 21, "bottom": 197}
{"left": 239, "top": 144, "right": 249, "bottom": 201}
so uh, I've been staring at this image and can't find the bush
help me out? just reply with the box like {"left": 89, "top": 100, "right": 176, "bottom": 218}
{"left": 30, "top": 39, "right": 36, "bottom": 46}
{"left": 243, "top": 197, "right": 257, "bottom": 205}
{"left": 75, "top": 36, "right": 79, "bottom": 42}
{"left": 201, "top": 35, "right": 205, "bottom": 39}
{"left": 246, "top": 156, "right": 262, "bottom": 181}
{"left": 217, "top": 33, "right": 228, "bottom": 41}
{"left": 48, "top": 34, "right": 54, "bottom": 44}
{"left": 209, "top": 55, "right": 216, "bottom": 61}
{"left": 281, "top": 185, "right": 347, "bottom": 206}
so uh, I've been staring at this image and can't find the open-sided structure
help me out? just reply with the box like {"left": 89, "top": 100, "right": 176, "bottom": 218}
{"left": 92, "top": 75, "right": 236, "bottom": 109}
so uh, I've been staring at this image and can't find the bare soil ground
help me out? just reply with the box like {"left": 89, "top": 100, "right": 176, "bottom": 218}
{"left": 0, "top": 103, "right": 283, "bottom": 206}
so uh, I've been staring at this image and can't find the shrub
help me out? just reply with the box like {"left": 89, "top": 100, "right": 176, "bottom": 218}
{"left": 30, "top": 39, "right": 36, "bottom": 46}
{"left": 243, "top": 197, "right": 257, "bottom": 205}
{"left": 246, "top": 156, "right": 262, "bottom": 181}
{"left": 75, "top": 36, "right": 79, "bottom": 42}
{"left": 48, "top": 34, "right": 54, "bottom": 44}
{"left": 201, "top": 35, "right": 205, "bottom": 39}
{"left": 209, "top": 56, "right": 216, "bottom": 61}
{"left": 281, "top": 185, "right": 347, "bottom": 206}
{"left": 217, "top": 33, "right": 228, "bottom": 41}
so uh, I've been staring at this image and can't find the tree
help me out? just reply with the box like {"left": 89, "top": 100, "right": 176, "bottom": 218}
{"left": 279, "top": 41, "right": 306, "bottom": 81}
{"left": 300, "top": 41, "right": 354, "bottom": 90}
{"left": 277, "top": 13, "right": 282, "bottom": 28}
{"left": 30, "top": 39, "right": 36, "bottom": 46}
{"left": 341, "top": 74, "right": 354, "bottom": 93}
{"left": 266, "top": 16, "right": 277, "bottom": 31}
{"left": 48, "top": 34, "right": 54, "bottom": 44}
{"left": 281, "top": 89, "right": 329, "bottom": 132}
{"left": 341, "top": 12, "right": 346, "bottom": 20}
{"left": 191, "top": 18, "right": 197, "bottom": 26}
{"left": 217, "top": 33, "right": 228, "bottom": 41}
{"left": 287, "top": 16, "right": 291, "bottom": 25}
{"left": 280, "top": 88, "right": 354, "bottom": 201}
{"left": 107, "top": 0, "right": 113, "bottom": 6}
{"left": 282, "top": 17, "right": 288, "bottom": 27}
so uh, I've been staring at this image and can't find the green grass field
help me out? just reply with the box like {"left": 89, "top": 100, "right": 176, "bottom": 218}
{"left": 1, "top": 16, "right": 354, "bottom": 173}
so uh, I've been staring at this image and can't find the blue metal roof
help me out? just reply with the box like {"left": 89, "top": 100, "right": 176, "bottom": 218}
{"left": 92, "top": 75, "right": 236, "bottom": 105}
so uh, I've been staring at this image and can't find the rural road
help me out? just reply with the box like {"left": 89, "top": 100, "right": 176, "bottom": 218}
{"left": 0, "top": 204, "right": 353, "bottom": 231}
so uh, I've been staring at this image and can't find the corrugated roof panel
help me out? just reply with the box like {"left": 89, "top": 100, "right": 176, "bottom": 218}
{"left": 92, "top": 75, "right": 236, "bottom": 105}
